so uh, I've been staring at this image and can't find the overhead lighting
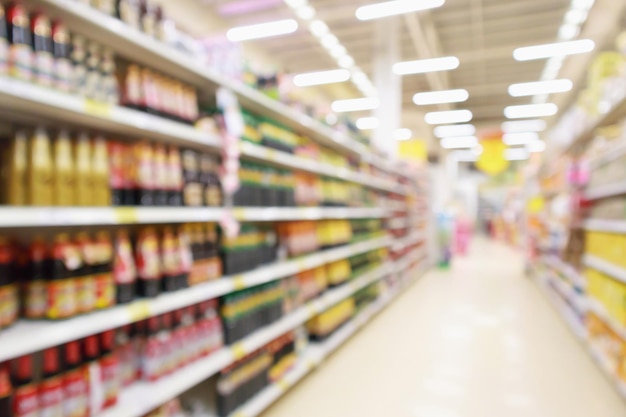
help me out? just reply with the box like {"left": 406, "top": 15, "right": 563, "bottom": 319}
{"left": 451, "top": 150, "right": 479, "bottom": 162}
{"left": 393, "top": 56, "right": 459, "bottom": 75}
{"left": 330, "top": 44, "right": 347, "bottom": 58}
{"left": 503, "top": 132, "right": 540, "bottom": 146}
{"left": 413, "top": 89, "right": 469, "bottom": 105}
{"left": 394, "top": 128, "right": 413, "bottom": 141}
{"left": 227, "top": 19, "right": 298, "bottom": 41}
{"left": 505, "top": 148, "right": 530, "bottom": 161}
{"left": 441, "top": 136, "right": 478, "bottom": 149}
{"left": 293, "top": 69, "right": 351, "bottom": 87}
{"left": 356, "top": 117, "right": 380, "bottom": 130}
{"left": 501, "top": 119, "right": 546, "bottom": 133}
{"left": 321, "top": 34, "right": 339, "bottom": 49}
{"left": 295, "top": 5, "right": 315, "bottom": 20}
{"left": 527, "top": 140, "right": 547, "bottom": 153}
{"left": 558, "top": 24, "right": 580, "bottom": 41}
{"left": 355, "top": 0, "right": 445, "bottom": 21}
{"left": 285, "top": 0, "right": 307, "bottom": 7}
{"left": 332, "top": 97, "right": 380, "bottom": 112}
{"left": 338, "top": 55, "right": 355, "bottom": 68}
{"left": 434, "top": 124, "right": 476, "bottom": 138}
{"left": 309, "top": 20, "right": 329, "bottom": 37}
{"left": 508, "top": 79, "right": 573, "bottom": 97}
{"left": 513, "top": 39, "right": 595, "bottom": 61}
{"left": 472, "top": 144, "right": 484, "bottom": 156}
{"left": 425, "top": 109, "right": 473, "bottom": 125}
{"left": 504, "top": 103, "right": 558, "bottom": 119}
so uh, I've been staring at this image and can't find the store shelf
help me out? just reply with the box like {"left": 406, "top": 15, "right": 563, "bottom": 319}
{"left": 0, "top": 76, "right": 220, "bottom": 149}
{"left": 536, "top": 275, "right": 587, "bottom": 341}
{"left": 585, "top": 181, "right": 626, "bottom": 201}
{"left": 0, "top": 206, "right": 389, "bottom": 228}
{"left": 588, "top": 141, "right": 626, "bottom": 172}
{"left": 583, "top": 218, "right": 626, "bottom": 234}
{"left": 583, "top": 254, "right": 626, "bottom": 285}
{"left": 541, "top": 255, "right": 586, "bottom": 289}
{"left": 0, "top": 235, "right": 390, "bottom": 362}
{"left": 587, "top": 299, "right": 626, "bottom": 341}
{"left": 98, "top": 261, "right": 396, "bottom": 417}
{"left": 391, "top": 231, "right": 425, "bottom": 252}
{"left": 588, "top": 343, "right": 626, "bottom": 401}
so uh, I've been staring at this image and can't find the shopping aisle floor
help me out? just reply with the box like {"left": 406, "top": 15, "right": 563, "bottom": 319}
{"left": 263, "top": 239, "right": 626, "bottom": 417}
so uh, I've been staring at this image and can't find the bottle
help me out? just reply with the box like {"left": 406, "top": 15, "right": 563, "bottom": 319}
{"left": 7, "top": 1, "right": 32, "bottom": 81}
{"left": 75, "top": 233, "right": 96, "bottom": 314}
{"left": 39, "top": 347, "right": 64, "bottom": 417}
{"left": 11, "top": 355, "right": 38, "bottom": 417}
{"left": 108, "top": 141, "right": 125, "bottom": 206}
{"left": 84, "top": 42, "right": 101, "bottom": 101}
{"left": 30, "top": 10, "right": 53, "bottom": 88}
{"left": 70, "top": 34, "right": 86, "bottom": 96}
{"left": 152, "top": 143, "right": 167, "bottom": 206}
{"left": 100, "top": 48, "right": 117, "bottom": 104}
{"left": 121, "top": 144, "right": 135, "bottom": 205}
{"left": 134, "top": 142, "right": 154, "bottom": 206}
{"left": 0, "top": 363, "right": 11, "bottom": 417}
{"left": 113, "top": 229, "right": 136, "bottom": 304}
{"left": 167, "top": 146, "right": 182, "bottom": 206}
{"left": 0, "top": 237, "right": 18, "bottom": 330}
{"left": 160, "top": 227, "right": 179, "bottom": 293}
{"left": 135, "top": 228, "right": 161, "bottom": 298}
{"left": 52, "top": 129, "right": 75, "bottom": 206}
{"left": 81, "top": 336, "right": 101, "bottom": 416}
{"left": 119, "top": 64, "right": 143, "bottom": 110}
{"left": 176, "top": 226, "right": 192, "bottom": 290}
{"left": 0, "top": 4, "right": 9, "bottom": 76}
{"left": 116, "top": 0, "right": 140, "bottom": 30}
{"left": 99, "top": 331, "right": 119, "bottom": 409}
{"left": 141, "top": 316, "right": 161, "bottom": 381}
{"left": 93, "top": 231, "right": 114, "bottom": 310}
{"left": 51, "top": 20, "right": 71, "bottom": 92}
{"left": 2, "top": 129, "right": 27, "bottom": 205}
{"left": 139, "top": 0, "right": 156, "bottom": 37}
{"left": 47, "top": 233, "right": 79, "bottom": 320}
{"left": 74, "top": 132, "right": 93, "bottom": 206}
{"left": 92, "top": 135, "right": 110, "bottom": 206}
{"left": 62, "top": 341, "right": 88, "bottom": 417}
{"left": 23, "top": 237, "right": 48, "bottom": 320}
{"left": 27, "top": 127, "right": 53, "bottom": 206}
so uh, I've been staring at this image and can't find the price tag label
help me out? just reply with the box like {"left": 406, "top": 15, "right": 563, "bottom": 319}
{"left": 297, "top": 259, "right": 307, "bottom": 271}
{"left": 306, "top": 359, "right": 316, "bottom": 371}
{"left": 277, "top": 379, "right": 291, "bottom": 392}
{"left": 232, "top": 343, "right": 247, "bottom": 361}
{"left": 265, "top": 148, "right": 277, "bottom": 161}
{"left": 127, "top": 301, "right": 151, "bottom": 321}
{"left": 84, "top": 99, "right": 112, "bottom": 118}
{"left": 306, "top": 303, "right": 318, "bottom": 317}
{"left": 233, "top": 208, "right": 247, "bottom": 221}
{"left": 233, "top": 275, "right": 247, "bottom": 291}
{"left": 231, "top": 412, "right": 247, "bottom": 417}
{"left": 114, "top": 208, "right": 138, "bottom": 224}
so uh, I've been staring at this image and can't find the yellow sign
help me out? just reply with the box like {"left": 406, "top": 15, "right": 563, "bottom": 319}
{"left": 476, "top": 136, "right": 509, "bottom": 175}
{"left": 398, "top": 139, "right": 427, "bottom": 162}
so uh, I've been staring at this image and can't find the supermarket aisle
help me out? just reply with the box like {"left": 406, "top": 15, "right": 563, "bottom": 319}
{"left": 264, "top": 239, "right": 626, "bottom": 417}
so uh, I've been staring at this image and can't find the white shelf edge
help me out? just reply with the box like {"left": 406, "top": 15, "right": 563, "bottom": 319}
{"left": 583, "top": 254, "right": 626, "bottom": 285}
{"left": 97, "top": 261, "right": 395, "bottom": 417}
{"left": 536, "top": 275, "right": 587, "bottom": 341}
{"left": 587, "top": 299, "right": 626, "bottom": 341}
{"left": 0, "top": 235, "right": 391, "bottom": 362}
{"left": 583, "top": 219, "right": 626, "bottom": 234}
{"left": 541, "top": 255, "right": 587, "bottom": 289}
{"left": 0, "top": 206, "right": 389, "bottom": 228}
{"left": 585, "top": 181, "right": 626, "bottom": 201}
{"left": 391, "top": 231, "right": 425, "bottom": 253}
{"left": 587, "top": 343, "right": 626, "bottom": 401}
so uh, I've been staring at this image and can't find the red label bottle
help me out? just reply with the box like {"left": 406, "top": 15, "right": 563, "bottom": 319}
{"left": 62, "top": 341, "right": 88, "bottom": 417}
{"left": 99, "top": 331, "right": 119, "bottom": 409}
{"left": 39, "top": 348, "right": 64, "bottom": 417}
{"left": 11, "top": 355, "right": 37, "bottom": 417}
{"left": 0, "top": 362, "right": 12, "bottom": 417}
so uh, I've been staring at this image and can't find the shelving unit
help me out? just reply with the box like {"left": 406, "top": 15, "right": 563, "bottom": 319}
{"left": 584, "top": 219, "right": 626, "bottom": 234}
{"left": 585, "top": 181, "right": 626, "bottom": 201}
{"left": 583, "top": 254, "right": 626, "bottom": 285}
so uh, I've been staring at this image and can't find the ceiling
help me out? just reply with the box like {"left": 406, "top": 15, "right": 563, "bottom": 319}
{"left": 169, "top": 0, "right": 625, "bottom": 151}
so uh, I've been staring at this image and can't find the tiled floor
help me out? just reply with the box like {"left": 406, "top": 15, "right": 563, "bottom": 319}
{"left": 263, "top": 239, "right": 626, "bottom": 417}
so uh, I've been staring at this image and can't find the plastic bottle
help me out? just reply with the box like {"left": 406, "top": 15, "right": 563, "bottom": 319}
{"left": 7, "top": 1, "right": 33, "bottom": 81}
{"left": 23, "top": 237, "right": 48, "bottom": 320}
{"left": 0, "top": 362, "right": 12, "bottom": 417}
{"left": 75, "top": 233, "right": 96, "bottom": 315}
{"left": 134, "top": 142, "right": 154, "bottom": 206}
{"left": 166, "top": 146, "right": 183, "bottom": 206}
{"left": 160, "top": 227, "right": 179, "bottom": 292}
{"left": 135, "top": 228, "right": 161, "bottom": 298}
{"left": 81, "top": 335, "right": 100, "bottom": 416}
{"left": 48, "top": 233, "right": 79, "bottom": 320}
{"left": 74, "top": 132, "right": 93, "bottom": 207}
{"left": 92, "top": 135, "right": 110, "bottom": 207}
{"left": 141, "top": 316, "right": 161, "bottom": 382}
{"left": 30, "top": 10, "right": 53, "bottom": 88}
{"left": 113, "top": 229, "right": 136, "bottom": 304}
{"left": 2, "top": 129, "right": 27, "bottom": 206}
{"left": 0, "top": 237, "right": 17, "bottom": 330}
{"left": 11, "top": 355, "right": 38, "bottom": 417}
{"left": 99, "top": 331, "right": 119, "bottom": 409}
{"left": 62, "top": 341, "right": 88, "bottom": 417}
{"left": 0, "top": 4, "right": 9, "bottom": 76}
{"left": 93, "top": 231, "right": 114, "bottom": 310}
{"left": 70, "top": 34, "right": 86, "bottom": 96}
{"left": 51, "top": 20, "right": 71, "bottom": 92}
{"left": 153, "top": 143, "right": 167, "bottom": 206}
{"left": 39, "top": 347, "right": 64, "bottom": 417}
{"left": 27, "top": 127, "right": 53, "bottom": 206}
{"left": 52, "top": 129, "right": 75, "bottom": 207}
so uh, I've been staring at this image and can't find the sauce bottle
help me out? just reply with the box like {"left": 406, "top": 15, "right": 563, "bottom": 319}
{"left": 30, "top": 11, "right": 53, "bottom": 88}
{"left": 113, "top": 229, "right": 136, "bottom": 304}
{"left": 141, "top": 316, "right": 161, "bottom": 381}
{"left": 11, "top": 355, "right": 38, "bottom": 417}
{"left": 92, "top": 135, "right": 110, "bottom": 206}
{"left": 48, "top": 233, "right": 79, "bottom": 320}
{"left": 62, "top": 341, "right": 88, "bottom": 417}
{"left": 100, "top": 48, "right": 117, "bottom": 104}
{"left": 108, "top": 141, "right": 125, "bottom": 206}
{"left": 23, "top": 237, "right": 48, "bottom": 320}
{"left": 0, "top": 4, "right": 9, "bottom": 76}
{"left": 0, "top": 237, "right": 18, "bottom": 330}
{"left": 167, "top": 146, "right": 183, "bottom": 206}
{"left": 2, "top": 129, "right": 27, "bottom": 206}
{"left": 121, "top": 144, "right": 135, "bottom": 205}
{"left": 51, "top": 20, "right": 71, "bottom": 92}
{"left": 117, "top": 0, "right": 140, "bottom": 30}
{"left": 135, "top": 227, "right": 161, "bottom": 298}
{"left": 75, "top": 233, "right": 96, "bottom": 314}
{"left": 0, "top": 362, "right": 11, "bottom": 417}
{"left": 93, "top": 231, "right": 114, "bottom": 309}
{"left": 7, "top": 1, "right": 32, "bottom": 81}
{"left": 74, "top": 132, "right": 93, "bottom": 207}
{"left": 153, "top": 143, "right": 167, "bottom": 206}
{"left": 82, "top": 336, "right": 101, "bottom": 416}
{"left": 84, "top": 42, "right": 101, "bottom": 101}
{"left": 52, "top": 129, "right": 75, "bottom": 207}
{"left": 99, "top": 331, "right": 119, "bottom": 409}
{"left": 70, "top": 34, "right": 86, "bottom": 96}
{"left": 119, "top": 64, "right": 143, "bottom": 109}
{"left": 39, "top": 347, "right": 64, "bottom": 417}
{"left": 160, "top": 227, "right": 179, "bottom": 292}
{"left": 27, "top": 127, "right": 53, "bottom": 206}
{"left": 177, "top": 226, "right": 192, "bottom": 290}
{"left": 134, "top": 142, "right": 154, "bottom": 206}
{"left": 115, "top": 326, "right": 135, "bottom": 388}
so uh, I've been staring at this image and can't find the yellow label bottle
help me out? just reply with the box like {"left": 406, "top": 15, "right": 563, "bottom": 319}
{"left": 27, "top": 127, "right": 53, "bottom": 206}
{"left": 92, "top": 135, "right": 110, "bottom": 206}
{"left": 52, "top": 129, "right": 75, "bottom": 206}
{"left": 3, "top": 129, "right": 28, "bottom": 205}
{"left": 74, "top": 132, "right": 93, "bottom": 206}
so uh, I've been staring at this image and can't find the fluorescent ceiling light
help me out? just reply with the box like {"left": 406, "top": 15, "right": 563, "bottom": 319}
{"left": 502, "top": 132, "right": 540, "bottom": 146}
{"left": 501, "top": 119, "right": 546, "bottom": 133}
{"left": 356, "top": 0, "right": 445, "bottom": 21}
{"left": 394, "top": 128, "right": 413, "bottom": 141}
{"left": 393, "top": 56, "right": 459, "bottom": 75}
{"left": 285, "top": 0, "right": 306, "bottom": 7}
{"left": 434, "top": 124, "right": 476, "bottom": 138}
{"left": 527, "top": 140, "right": 547, "bottom": 153}
{"left": 338, "top": 55, "right": 355, "bottom": 68}
{"left": 332, "top": 97, "right": 380, "bottom": 112}
{"left": 309, "top": 20, "right": 329, "bottom": 37}
{"left": 508, "top": 79, "right": 573, "bottom": 97}
{"left": 513, "top": 39, "right": 595, "bottom": 61}
{"left": 296, "top": 5, "right": 315, "bottom": 20}
{"left": 330, "top": 44, "right": 347, "bottom": 58}
{"left": 321, "top": 34, "right": 339, "bottom": 49}
{"left": 558, "top": 24, "right": 580, "bottom": 41}
{"left": 425, "top": 109, "right": 473, "bottom": 125}
{"left": 450, "top": 150, "right": 478, "bottom": 162}
{"left": 356, "top": 117, "right": 380, "bottom": 130}
{"left": 227, "top": 19, "right": 298, "bottom": 41}
{"left": 504, "top": 103, "right": 558, "bottom": 119}
{"left": 505, "top": 148, "right": 530, "bottom": 161}
{"left": 472, "top": 144, "right": 484, "bottom": 156}
{"left": 293, "top": 69, "right": 350, "bottom": 87}
{"left": 413, "top": 89, "right": 469, "bottom": 105}
{"left": 441, "top": 136, "right": 478, "bottom": 149}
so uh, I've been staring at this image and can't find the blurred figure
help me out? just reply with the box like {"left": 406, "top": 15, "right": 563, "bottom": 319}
{"left": 454, "top": 214, "right": 472, "bottom": 255}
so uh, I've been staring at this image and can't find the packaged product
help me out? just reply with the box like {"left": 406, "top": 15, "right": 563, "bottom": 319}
{"left": 30, "top": 11, "right": 54, "bottom": 88}
{"left": 7, "top": 1, "right": 33, "bottom": 81}
{"left": 27, "top": 127, "right": 53, "bottom": 206}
